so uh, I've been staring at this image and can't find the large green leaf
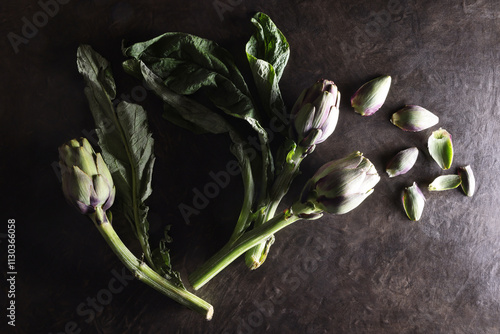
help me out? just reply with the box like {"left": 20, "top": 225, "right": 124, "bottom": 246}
{"left": 122, "top": 32, "right": 260, "bottom": 125}
{"left": 123, "top": 35, "right": 276, "bottom": 229}
{"left": 246, "top": 12, "right": 289, "bottom": 122}
{"left": 77, "top": 45, "right": 183, "bottom": 287}
{"left": 134, "top": 59, "right": 234, "bottom": 136}
{"left": 123, "top": 33, "right": 273, "bottom": 198}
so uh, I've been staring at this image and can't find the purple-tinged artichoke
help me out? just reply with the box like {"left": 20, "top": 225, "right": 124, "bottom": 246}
{"left": 289, "top": 79, "right": 340, "bottom": 152}
{"left": 59, "top": 137, "right": 115, "bottom": 222}
{"left": 300, "top": 151, "right": 380, "bottom": 214}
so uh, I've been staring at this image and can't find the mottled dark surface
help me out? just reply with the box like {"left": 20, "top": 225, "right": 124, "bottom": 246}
{"left": 1, "top": 0, "right": 500, "bottom": 333}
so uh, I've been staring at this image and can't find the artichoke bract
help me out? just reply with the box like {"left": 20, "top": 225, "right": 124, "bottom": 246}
{"left": 390, "top": 105, "right": 439, "bottom": 132}
{"left": 300, "top": 151, "right": 380, "bottom": 214}
{"left": 428, "top": 128, "right": 454, "bottom": 170}
{"left": 351, "top": 75, "right": 391, "bottom": 116}
{"left": 289, "top": 79, "right": 340, "bottom": 153}
{"left": 458, "top": 165, "right": 475, "bottom": 197}
{"left": 59, "top": 137, "right": 115, "bottom": 223}
{"left": 428, "top": 174, "right": 462, "bottom": 191}
{"left": 428, "top": 174, "right": 461, "bottom": 191}
{"left": 386, "top": 147, "right": 419, "bottom": 177}
{"left": 402, "top": 182, "right": 426, "bottom": 221}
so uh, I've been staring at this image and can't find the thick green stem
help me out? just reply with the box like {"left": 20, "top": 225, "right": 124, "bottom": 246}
{"left": 189, "top": 201, "right": 316, "bottom": 290}
{"left": 243, "top": 201, "right": 277, "bottom": 269}
{"left": 256, "top": 132, "right": 273, "bottom": 207}
{"left": 228, "top": 154, "right": 255, "bottom": 243}
{"left": 92, "top": 209, "right": 214, "bottom": 320}
{"left": 244, "top": 146, "right": 306, "bottom": 268}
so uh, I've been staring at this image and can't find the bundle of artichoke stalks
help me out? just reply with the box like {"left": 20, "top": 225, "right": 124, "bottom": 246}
{"left": 57, "top": 11, "right": 475, "bottom": 320}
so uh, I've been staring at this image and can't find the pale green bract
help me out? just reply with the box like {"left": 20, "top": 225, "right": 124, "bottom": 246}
{"left": 402, "top": 182, "right": 426, "bottom": 221}
{"left": 391, "top": 105, "right": 439, "bottom": 132}
{"left": 428, "top": 175, "right": 462, "bottom": 191}
{"left": 428, "top": 128, "right": 454, "bottom": 170}
{"left": 458, "top": 165, "right": 475, "bottom": 197}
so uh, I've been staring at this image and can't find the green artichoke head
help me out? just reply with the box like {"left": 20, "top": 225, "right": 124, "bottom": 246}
{"left": 300, "top": 151, "right": 380, "bottom": 214}
{"left": 59, "top": 138, "right": 115, "bottom": 217}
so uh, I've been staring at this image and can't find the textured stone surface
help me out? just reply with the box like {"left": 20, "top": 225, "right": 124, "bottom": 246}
{"left": 1, "top": 0, "right": 500, "bottom": 333}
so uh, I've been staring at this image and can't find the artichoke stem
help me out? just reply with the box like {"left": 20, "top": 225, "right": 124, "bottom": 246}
{"left": 92, "top": 208, "right": 214, "bottom": 320}
{"left": 244, "top": 145, "right": 306, "bottom": 269}
{"left": 190, "top": 201, "right": 316, "bottom": 290}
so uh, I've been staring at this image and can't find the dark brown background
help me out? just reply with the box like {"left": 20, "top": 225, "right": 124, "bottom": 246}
{"left": 1, "top": 0, "right": 500, "bottom": 333}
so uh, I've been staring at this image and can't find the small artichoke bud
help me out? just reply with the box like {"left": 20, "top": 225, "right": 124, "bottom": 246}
{"left": 290, "top": 79, "right": 340, "bottom": 150}
{"left": 386, "top": 147, "right": 419, "bottom": 177}
{"left": 390, "top": 105, "right": 439, "bottom": 132}
{"left": 351, "top": 75, "right": 391, "bottom": 116}
{"left": 300, "top": 151, "right": 380, "bottom": 214}
{"left": 402, "top": 182, "right": 426, "bottom": 221}
{"left": 457, "top": 165, "right": 475, "bottom": 197}
{"left": 428, "top": 175, "right": 461, "bottom": 191}
{"left": 59, "top": 138, "right": 115, "bottom": 221}
{"left": 428, "top": 128, "right": 454, "bottom": 170}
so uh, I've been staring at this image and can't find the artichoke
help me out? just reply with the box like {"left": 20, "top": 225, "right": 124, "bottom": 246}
{"left": 289, "top": 79, "right": 340, "bottom": 152}
{"left": 59, "top": 137, "right": 115, "bottom": 223}
{"left": 300, "top": 151, "right": 380, "bottom": 214}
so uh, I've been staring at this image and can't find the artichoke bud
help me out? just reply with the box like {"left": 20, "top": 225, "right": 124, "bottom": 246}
{"left": 457, "top": 165, "right": 475, "bottom": 197}
{"left": 351, "top": 75, "right": 391, "bottom": 116}
{"left": 290, "top": 79, "right": 340, "bottom": 149}
{"left": 391, "top": 105, "right": 439, "bottom": 132}
{"left": 59, "top": 137, "right": 116, "bottom": 219}
{"left": 428, "top": 128, "right": 454, "bottom": 170}
{"left": 300, "top": 151, "right": 380, "bottom": 214}
{"left": 386, "top": 147, "right": 419, "bottom": 177}
{"left": 428, "top": 175, "right": 461, "bottom": 191}
{"left": 402, "top": 182, "right": 426, "bottom": 221}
